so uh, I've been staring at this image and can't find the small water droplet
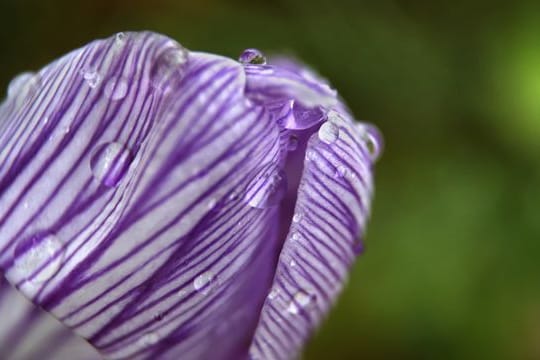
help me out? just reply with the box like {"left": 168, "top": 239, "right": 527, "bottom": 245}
{"left": 306, "top": 150, "right": 317, "bottom": 162}
{"left": 318, "top": 121, "right": 340, "bottom": 144}
{"left": 238, "top": 48, "right": 267, "bottom": 65}
{"left": 7, "top": 72, "right": 40, "bottom": 99}
{"left": 287, "top": 290, "right": 315, "bottom": 315}
{"left": 115, "top": 32, "right": 126, "bottom": 45}
{"left": 289, "top": 259, "right": 297, "bottom": 267}
{"left": 90, "top": 142, "right": 133, "bottom": 187}
{"left": 245, "top": 165, "right": 287, "bottom": 209}
{"left": 139, "top": 332, "right": 159, "bottom": 346}
{"left": 267, "top": 288, "right": 279, "bottom": 300}
{"left": 104, "top": 77, "right": 129, "bottom": 101}
{"left": 361, "top": 124, "right": 383, "bottom": 161}
{"left": 13, "top": 232, "right": 65, "bottom": 283}
{"left": 335, "top": 165, "right": 348, "bottom": 179}
{"left": 287, "top": 135, "right": 298, "bottom": 151}
{"left": 153, "top": 312, "right": 164, "bottom": 322}
{"left": 81, "top": 68, "right": 101, "bottom": 88}
{"left": 193, "top": 271, "right": 216, "bottom": 295}
{"left": 177, "top": 289, "right": 187, "bottom": 298}
{"left": 291, "top": 232, "right": 300, "bottom": 241}
{"left": 151, "top": 43, "right": 188, "bottom": 90}
{"left": 292, "top": 213, "right": 302, "bottom": 223}
{"left": 207, "top": 198, "right": 218, "bottom": 210}
{"left": 228, "top": 191, "right": 239, "bottom": 202}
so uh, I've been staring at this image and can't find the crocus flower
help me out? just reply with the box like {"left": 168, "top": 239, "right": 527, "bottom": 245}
{"left": 0, "top": 32, "right": 382, "bottom": 360}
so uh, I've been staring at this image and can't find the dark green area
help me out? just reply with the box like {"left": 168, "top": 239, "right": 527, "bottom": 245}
{"left": 1, "top": 0, "right": 539, "bottom": 359}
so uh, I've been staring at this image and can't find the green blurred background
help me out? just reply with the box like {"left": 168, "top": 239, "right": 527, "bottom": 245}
{"left": 1, "top": 0, "right": 539, "bottom": 359}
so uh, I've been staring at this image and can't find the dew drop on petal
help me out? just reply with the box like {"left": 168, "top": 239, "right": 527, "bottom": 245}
{"left": 287, "top": 135, "right": 298, "bottom": 151}
{"left": 334, "top": 165, "right": 348, "bottom": 179}
{"left": 7, "top": 72, "right": 40, "bottom": 99}
{"left": 139, "top": 332, "right": 159, "bottom": 347}
{"left": 291, "top": 232, "right": 300, "bottom": 241}
{"left": 90, "top": 142, "right": 133, "bottom": 187}
{"left": 267, "top": 288, "right": 279, "bottom": 300}
{"left": 151, "top": 43, "right": 188, "bottom": 90}
{"left": 104, "top": 77, "right": 129, "bottom": 101}
{"left": 238, "top": 48, "right": 267, "bottom": 65}
{"left": 13, "top": 232, "right": 65, "bottom": 283}
{"left": 287, "top": 290, "right": 315, "bottom": 315}
{"left": 194, "top": 271, "right": 216, "bottom": 295}
{"left": 318, "top": 121, "right": 340, "bottom": 144}
{"left": 362, "top": 124, "right": 383, "bottom": 161}
{"left": 115, "top": 32, "right": 126, "bottom": 45}
{"left": 292, "top": 213, "right": 302, "bottom": 223}
{"left": 245, "top": 165, "right": 287, "bottom": 209}
{"left": 81, "top": 68, "right": 101, "bottom": 89}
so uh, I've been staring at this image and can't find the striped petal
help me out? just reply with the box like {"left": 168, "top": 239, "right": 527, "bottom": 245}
{"left": 249, "top": 108, "right": 380, "bottom": 359}
{"left": 0, "top": 32, "right": 283, "bottom": 359}
{"left": 0, "top": 33, "right": 381, "bottom": 360}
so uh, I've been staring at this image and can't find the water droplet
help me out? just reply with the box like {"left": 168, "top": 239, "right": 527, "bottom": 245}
{"left": 238, "top": 48, "right": 267, "bottom": 65}
{"left": 267, "top": 288, "right": 279, "bottom": 300}
{"left": 291, "top": 232, "right": 300, "bottom": 241}
{"left": 7, "top": 72, "right": 40, "bottom": 99}
{"left": 177, "top": 289, "right": 187, "bottom": 298}
{"left": 306, "top": 150, "right": 317, "bottom": 162}
{"left": 292, "top": 213, "right": 302, "bottom": 223}
{"left": 334, "top": 165, "right": 348, "bottom": 179}
{"left": 245, "top": 165, "right": 287, "bottom": 209}
{"left": 139, "top": 332, "right": 159, "bottom": 346}
{"left": 228, "top": 191, "right": 239, "bottom": 202}
{"left": 289, "top": 259, "right": 297, "bottom": 267}
{"left": 13, "top": 232, "right": 65, "bottom": 283}
{"left": 287, "top": 135, "right": 298, "bottom": 151}
{"left": 104, "top": 77, "right": 129, "bottom": 101}
{"left": 361, "top": 124, "right": 383, "bottom": 161}
{"left": 81, "top": 68, "right": 101, "bottom": 88}
{"left": 318, "top": 121, "right": 340, "bottom": 144}
{"left": 287, "top": 290, "right": 315, "bottom": 315}
{"left": 207, "top": 198, "right": 218, "bottom": 210}
{"left": 151, "top": 43, "right": 188, "bottom": 90}
{"left": 90, "top": 142, "right": 133, "bottom": 187}
{"left": 153, "top": 312, "right": 164, "bottom": 322}
{"left": 193, "top": 271, "right": 216, "bottom": 295}
{"left": 115, "top": 32, "right": 126, "bottom": 45}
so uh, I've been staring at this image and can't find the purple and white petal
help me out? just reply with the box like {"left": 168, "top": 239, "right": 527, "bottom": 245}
{"left": 249, "top": 109, "right": 380, "bottom": 360}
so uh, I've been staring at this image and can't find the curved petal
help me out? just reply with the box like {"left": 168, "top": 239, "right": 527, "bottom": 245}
{"left": 0, "top": 276, "right": 99, "bottom": 360}
{"left": 249, "top": 110, "right": 379, "bottom": 360}
{"left": 244, "top": 64, "right": 337, "bottom": 108}
{"left": 0, "top": 33, "right": 283, "bottom": 359}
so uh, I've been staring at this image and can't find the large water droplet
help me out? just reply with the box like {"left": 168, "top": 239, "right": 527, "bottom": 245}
{"left": 287, "top": 290, "right": 315, "bottom": 315}
{"left": 238, "top": 49, "right": 267, "bottom": 65}
{"left": 318, "top": 121, "right": 340, "bottom": 144}
{"left": 151, "top": 43, "right": 188, "bottom": 90}
{"left": 90, "top": 142, "right": 133, "bottom": 187}
{"left": 81, "top": 68, "right": 101, "bottom": 88}
{"left": 193, "top": 271, "right": 216, "bottom": 295}
{"left": 245, "top": 165, "right": 287, "bottom": 209}
{"left": 7, "top": 72, "right": 40, "bottom": 99}
{"left": 104, "top": 77, "right": 129, "bottom": 101}
{"left": 13, "top": 232, "right": 65, "bottom": 283}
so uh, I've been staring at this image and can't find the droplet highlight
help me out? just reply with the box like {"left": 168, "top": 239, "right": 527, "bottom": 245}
{"left": 318, "top": 121, "right": 340, "bottom": 144}
{"left": 90, "top": 142, "right": 133, "bottom": 187}
{"left": 239, "top": 48, "right": 267, "bottom": 65}
{"left": 81, "top": 68, "right": 101, "bottom": 89}
{"left": 104, "top": 77, "right": 129, "bottom": 101}
{"left": 287, "top": 290, "right": 315, "bottom": 315}
{"left": 193, "top": 271, "right": 216, "bottom": 295}
{"left": 245, "top": 165, "right": 287, "bottom": 209}
{"left": 13, "top": 232, "right": 65, "bottom": 283}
